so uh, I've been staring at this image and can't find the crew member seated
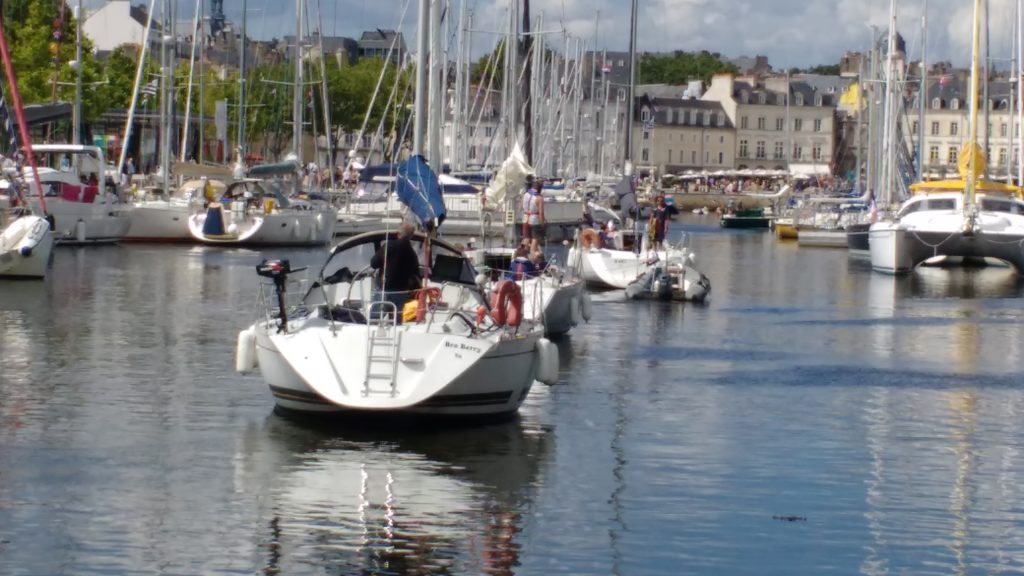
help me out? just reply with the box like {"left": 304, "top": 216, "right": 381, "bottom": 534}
{"left": 505, "top": 245, "right": 537, "bottom": 281}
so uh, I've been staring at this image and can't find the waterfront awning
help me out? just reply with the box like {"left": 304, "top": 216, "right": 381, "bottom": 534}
{"left": 789, "top": 163, "right": 831, "bottom": 178}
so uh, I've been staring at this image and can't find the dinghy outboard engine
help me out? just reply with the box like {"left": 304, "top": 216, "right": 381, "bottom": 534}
{"left": 653, "top": 267, "right": 673, "bottom": 300}
{"left": 257, "top": 259, "right": 307, "bottom": 332}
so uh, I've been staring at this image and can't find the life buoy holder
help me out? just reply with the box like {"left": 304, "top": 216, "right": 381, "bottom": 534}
{"left": 490, "top": 280, "right": 523, "bottom": 327}
{"left": 580, "top": 228, "right": 600, "bottom": 249}
{"left": 415, "top": 286, "right": 442, "bottom": 321}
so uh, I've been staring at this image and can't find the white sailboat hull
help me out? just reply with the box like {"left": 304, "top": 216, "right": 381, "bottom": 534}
{"left": 520, "top": 276, "right": 584, "bottom": 336}
{"left": 189, "top": 207, "right": 336, "bottom": 246}
{"left": 124, "top": 200, "right": 193, "bottom": 242}
{"left": 0, "top": 215, "right": 54, "bottom": 278}
{"left": 37, "top": 198, "right": 131, "bottom": 244}
{"left": 251, "top": 316, "right": 543, "bottom": 416}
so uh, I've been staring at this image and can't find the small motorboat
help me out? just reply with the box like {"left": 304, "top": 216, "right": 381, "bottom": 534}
{"left": 624, "top": 245, "right": 710, "bottom": 303}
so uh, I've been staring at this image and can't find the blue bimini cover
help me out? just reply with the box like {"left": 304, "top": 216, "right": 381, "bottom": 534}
{"left": 396, "top": 155, "right": 446, "bottom": 230}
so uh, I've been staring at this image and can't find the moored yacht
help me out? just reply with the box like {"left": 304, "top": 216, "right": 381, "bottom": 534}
{"left": 188, "top": 161, "right": 335, "bottom": 246}
{"left": 23, "top": 144, "right": 131, "bottom": 244}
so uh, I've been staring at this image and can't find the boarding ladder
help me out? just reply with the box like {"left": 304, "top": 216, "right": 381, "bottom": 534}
{"left": 363, "top": 301, "right": 401, "bottom": 396}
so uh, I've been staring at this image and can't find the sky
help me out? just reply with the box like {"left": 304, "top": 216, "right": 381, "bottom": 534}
{"left": 84, "top": 0, "right": 1022, "bottom": 71}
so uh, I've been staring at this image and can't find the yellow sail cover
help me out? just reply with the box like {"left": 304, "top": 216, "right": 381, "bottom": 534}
{"left": 910, "top": 142, "right": 1023, "bottom": 197}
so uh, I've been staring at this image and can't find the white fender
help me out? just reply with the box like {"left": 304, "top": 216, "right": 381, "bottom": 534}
{"left": 315, "top": 212, "right": 324, "bottom": 234}
{"left": 535, "top": 337, "right": 559, "bottom": 385}
{"left": 570, "top": 296, "right": 582, "bottom": 326}
{"left": 235, "top": 327, "right": 257, "bottom": 373}
{"left": 293, "top": 219, "right": 302, "bottom": 239}
{"left": 75, "top": 219, "right": 87, "bottom": 242}
{"left": 580, "top": 290, "right": 593, "bottom": 322}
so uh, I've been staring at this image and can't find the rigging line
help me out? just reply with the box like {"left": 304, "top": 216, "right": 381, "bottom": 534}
{"left": 348, "top": 0, "right": 411, "bottom": 171}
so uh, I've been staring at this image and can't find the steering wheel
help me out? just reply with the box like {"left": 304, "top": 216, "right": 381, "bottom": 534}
{"left": 345, "top": 264, "right": 377, "bottom": 305}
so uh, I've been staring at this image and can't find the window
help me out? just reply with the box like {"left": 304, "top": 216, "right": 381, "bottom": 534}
{"left": 679, "top": 150, "right": 685, "bottom": 163}
{"left": 793, "top": 145, "right": 803, "bottom": 160}
{"left": 468, "top": 126, "right": 475, "bottom": 137}
{"left": 757, "top": 116, "right": 766, "bottom": 130}
{"left": 641, "top": 109, "right": 651, "bottom": 122}
{"left": 739, "top": 139, "right": 749, "bottom": 158}
{"left": 952, "top": 98, "right": 961, "bottom": 110}
{"left": 666, "top": 149, "right": 672, "bottom": 163}
{"left": 705, "top": 151, "right": 710, "bottom": 163}
{"left": 932, "top": 98, "right": 941, "bottom": 109}
{"left": 814, "top": 95, "right": 823, "bottom": 106}
{"left": 691, "top": 150, "right": 697, "bottom": 164}
{"left": 773, "top": 142, "right": 784, "bottom": 159}
{"left": 642, "top": 148, "right": 649, "bottom": 162}
{"left": 948, "top": 147, "right": 958, "bottom": 164}
{"left": 813, "top": 118, "right": 822, "bottom": 132}
{"left": 643, "top": 130, "right": 649, "bottom": 140}
{"left": 718, "top": 152, "right": 724, "bottom": 164}
{"left": 812, "top": 145, "right": 822, "bottom": 160}
{"left": 756, "top": 140, "right": 766, "bottom": 159}
{"left": 484, "top": 127, "right": 492, "bottom": 137}
{"left": 999, "top": 148, "right": 1007, "bottom": 166}
{"left": 794, "top": 118, "right": 803, "bottom": 131}
{"left": 950, "top": 122, "right": 959, "bottom": 136}
{"left": 690, "top": 110, "right": 697, "bottom": 124}
{"left": 775, "top": 117, "right": 784, "bottom": 131}
{"left": 720, "top": 136, "right": 724, "bottom": 143}
{"left": 468, "top": 146, "right": 477, "bottom": 160}
{"left": 717, "top": 113, "right": 725, "bottom": 126}
{"left": 931, "top": 121, "right": 940, "bottom": 136}
{"left": 928, "top": 146, "right": 939, "bottom": 163}
{"left": 1002, "top": 123, "right": 1008, "bottom": 137}
{"left": 704, "top": 112, "right": 711, "bottom": 126}
{"left": 912, "top": 121, "right": 918, "bottom": 134}
{"left": 795, "top": 94, "right": 804, "bottom": 106}
{"left": 759, "top": 93, "right": 766, "bottom": 104}
{"left": 740, "top": 116, "right": 748, "bottom": 129}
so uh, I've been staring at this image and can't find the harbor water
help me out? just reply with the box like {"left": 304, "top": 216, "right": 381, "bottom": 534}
{"left": 3, "top": 214, "right": 1024, "bottom": 574}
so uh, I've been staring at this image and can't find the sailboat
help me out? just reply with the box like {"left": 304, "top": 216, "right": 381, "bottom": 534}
{"left": 869, "top": 0, "right": 1024, "bottom": 274}
{"left": 186, "top": 0, "right": 335, "bottom": 246}
{"left": 234, "top": 2, "right": 554, "bottom": 418}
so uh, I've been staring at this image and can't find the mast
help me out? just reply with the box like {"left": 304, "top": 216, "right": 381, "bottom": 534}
{"left": 1019, "top": 0, "right": 1024, "bottom": 185}
{"left": 624, "top": 0, "right": 638, "bottom": 169}
{"left": 238, "top": 0, "right": 247, "bottom": 163}
{"left": 866, "top": 27, "right": 877, "bottom": 197}
{"left": 426, "top": 0, "right": 443, "bottom": 169}
{"left": 292, "top": 0, "right": 303, "bottom": 163}
{"left": 117, "top": 0, "right": 158, "bottom": 176}
{"left": 982, "top": 0, "right": 990, "bottom": 180}
{"left": 315, "top": 0, "right": 334, "bottom": 189}
{"left": 0, "top": 9, "right": 46, "bottom": 211}
{"left": 199, "top": 0, "right": 204, "bottom": 164}
{"left": 965, "top": 0, "right": 982, "bottom": 219}
{"left": 1010, "top": 0, "right": 1016, "bottom": 183}
{"left": 855, "top": 49, "right": 864, "bottom": 192}
{"left": 413, "top": 0, "right": 428, "bottom": 156}
{"left": 590, "top": 10, "right": 599, "bottom": 174}
{"left": 880, "top": 0, "right": 898, "bottom": 207}
{"left": 73, "top": 0, "right": 83, "bottom": 145}
{"left": 160, "top": 0, "right": 175, "bottom": 196}
{"left": 521, "top": 0, "right": 532, "bottom": 165}
{"left": 453, "top": 0, "right": 468, "bottom": 171}
{"left": 918, "top": 0, "right": 927, "bottom": 181}
{"left": 181, "top": 0, "right": 202, "bottom": 161}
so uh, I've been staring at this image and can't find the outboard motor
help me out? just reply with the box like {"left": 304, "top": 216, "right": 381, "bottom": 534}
{"left": 654, "top": 267, "right": 673, "bottom": 300}
{"left": 257, "top": 259, "right": 307, "bottom": 332}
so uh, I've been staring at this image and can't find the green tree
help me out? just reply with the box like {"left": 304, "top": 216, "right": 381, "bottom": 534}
{"left": 636, "top": 50, "right": 738, "bottom": 85}
{"left": 470, "top": 40, "right": 506, "bottom": 90}
{"left": 2, "top": 0, "right": 105, "bottom": 121}
{"left": 806, "top": 64, "right": 841, "bottom": 75}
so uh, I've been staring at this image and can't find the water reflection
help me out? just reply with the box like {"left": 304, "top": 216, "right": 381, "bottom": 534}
{"left": 233, "top": 417, "right": 553, "bottom": 575}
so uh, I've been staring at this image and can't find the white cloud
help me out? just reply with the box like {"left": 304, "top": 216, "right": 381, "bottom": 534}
{"left": 83, "top": 0, "right": 1017, "bottom": 71}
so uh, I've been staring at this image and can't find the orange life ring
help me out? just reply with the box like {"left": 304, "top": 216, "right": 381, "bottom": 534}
{"left": 490, "top": 280, "right": 523, "bottom": 327}
{"left": 580, "top": 228, "right": 600, "bottom": 249}
{"left": 415, "top": 287, "right": 442, "bottom": 321}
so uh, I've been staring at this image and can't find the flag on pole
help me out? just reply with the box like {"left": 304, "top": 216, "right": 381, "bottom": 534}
{"left": 140, "top": 78, "right": 158, "bottom": 105}
{"left": 0, "top": 87, "right": 19, "bottom": 155}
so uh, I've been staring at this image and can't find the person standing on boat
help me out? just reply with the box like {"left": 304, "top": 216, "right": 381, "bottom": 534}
{"left": 649, "top": 196, "right": 669, "bottom": 250}
{"left": 370, "top": 222, "right": 421, "bottom": 314}
{"left": 522, "top": 179, "right": 545, "bottom": 254}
